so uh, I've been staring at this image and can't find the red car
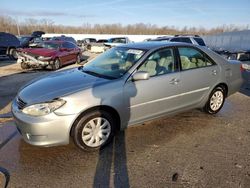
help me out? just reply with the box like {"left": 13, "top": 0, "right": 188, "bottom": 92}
{"left": 17, "top": 41, "right": 82, "bottom": 70}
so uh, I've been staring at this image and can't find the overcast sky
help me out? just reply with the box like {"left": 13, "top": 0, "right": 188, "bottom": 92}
{"left": 0, "top": 0, "right": 249, "bottom": 28}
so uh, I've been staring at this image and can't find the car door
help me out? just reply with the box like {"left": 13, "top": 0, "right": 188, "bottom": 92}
{"left": 67, "top": 42, "right": 79, "bottom": 62}
{"left": 59, "top": 42, "right": 71, "bottom": 64}
{"left": 176, "top": 46, "right": 219, "bottom": 108}
{"left": 123, "top": 48, "right": 181, "bottom": 125}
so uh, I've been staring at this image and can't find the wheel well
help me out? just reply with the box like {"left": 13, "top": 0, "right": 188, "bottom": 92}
{"left": 52, "top": 57, "right": 60, "bottom": 64}
{"left": 215, "top": 83, "right": 228, "bottom": 97}
{"left": 7, "top": 47, "right": 16, "bottom": 55}
{"left": 70, "top": 105, "right": 121, "bottom": 137}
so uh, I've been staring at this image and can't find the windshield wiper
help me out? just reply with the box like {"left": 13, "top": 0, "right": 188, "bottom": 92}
{"left": 80, "top": 68, "right": 116, "bottom": 80}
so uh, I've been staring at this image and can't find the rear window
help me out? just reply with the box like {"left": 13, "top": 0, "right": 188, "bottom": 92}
{"left": 193, "top": 37, "right": 206, "bottom": 46}
{"left": 171, "top": 37, "right": 192, "bottom": 44}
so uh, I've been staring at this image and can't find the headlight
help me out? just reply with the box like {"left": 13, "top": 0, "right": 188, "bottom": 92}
{"left": 38, "top": 56, "right": 52, "bottom": 61}
{"left": 22, "top": 99, "right": 66, "bottom": 116}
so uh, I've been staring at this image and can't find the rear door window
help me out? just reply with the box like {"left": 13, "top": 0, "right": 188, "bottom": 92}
{"left": 178, "top": 47, "right": 215, "bottom": 70}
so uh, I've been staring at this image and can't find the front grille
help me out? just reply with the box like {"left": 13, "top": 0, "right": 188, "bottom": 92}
{"left": 16, "top": 97, "right": 27, "bottom": 110}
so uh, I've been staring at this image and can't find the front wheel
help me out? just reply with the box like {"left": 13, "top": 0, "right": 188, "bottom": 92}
{"left": 52, "top": 59, "right": 61, "bottom": 70}
{"left": 9, "top": 48, "right": 18, "bottom": 60}
{"left": 203, "top": 86, "right": 225, "bottom": 114}
{"left": 20, "top": 62, "right": 30, "bottom": 69}
{"left": 72, "top": 110, "right": 115, "bottom": 151}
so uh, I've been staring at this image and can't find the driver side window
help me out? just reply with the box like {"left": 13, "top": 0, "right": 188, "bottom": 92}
{"left": 138, "top": 48, "right": 175, "bottom": 77}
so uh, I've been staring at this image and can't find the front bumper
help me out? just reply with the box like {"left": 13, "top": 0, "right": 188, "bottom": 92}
{"left": 17, "top": 53, "right": 52, "bottom": 68}
{"left": 11, "top": 99, "right": 77, "bottom": 147}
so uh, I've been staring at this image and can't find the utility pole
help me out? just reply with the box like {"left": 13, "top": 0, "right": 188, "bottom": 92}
{"left": 16, "top": 17, "right": 20, "bottom": 36}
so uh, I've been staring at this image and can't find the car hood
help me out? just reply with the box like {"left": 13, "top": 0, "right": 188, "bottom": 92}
{"left": 21, "top": 48, "right": 57, "bottom": 57}
{"left": 18, "top": 68, "right": 110, "bottom": 104}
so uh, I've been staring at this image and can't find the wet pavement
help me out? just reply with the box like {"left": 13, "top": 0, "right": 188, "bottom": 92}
{"left": 0, "top": 57, "right": 250, "bottom": 187}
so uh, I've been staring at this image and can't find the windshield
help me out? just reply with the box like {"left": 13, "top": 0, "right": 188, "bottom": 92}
{"left": 108, "top": 38, "right": 126, "bottom": 43}
{"left": 82, "top": 47, "right": 145, "bottom": 79}
{"left": 18, "top": 36, "right": 31, "bottom": 43}
{"left": 41, "top": 42, "right": 60, "bottom": 49}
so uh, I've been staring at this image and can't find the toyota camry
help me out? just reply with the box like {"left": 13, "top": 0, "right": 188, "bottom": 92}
{"left": 12, "top": 42, "right": 243, "bottom": 151}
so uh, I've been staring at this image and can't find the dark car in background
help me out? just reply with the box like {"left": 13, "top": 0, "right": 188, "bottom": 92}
{"left": 104, "top": 37, "right": 131, "bottom": 47}
{"left": 0, "top": 32, "right": 20, "bottom": 59}
{"left": 17, "top": 31, "right": 45, "bottom": 48}
{"left": 50, "top": 35, "right": 77, "bottom": 44}
{"left": 17, "top": 40, "right": 82, "bottom": 70}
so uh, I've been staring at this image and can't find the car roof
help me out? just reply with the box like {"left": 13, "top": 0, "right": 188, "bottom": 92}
{"left": 119, "top": 41, "right": 196, "bottom": 50}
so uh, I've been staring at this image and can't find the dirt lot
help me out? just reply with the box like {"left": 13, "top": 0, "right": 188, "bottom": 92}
{"left": 0, "top": 54, "right": 250, "bottom": 188}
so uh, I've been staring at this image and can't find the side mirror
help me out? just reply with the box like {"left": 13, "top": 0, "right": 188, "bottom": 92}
{"left": 0, "top": 167, "right": 10, "bottom": 188}
{"left": 132, "top": 71, "right": 149, "bottom": 81}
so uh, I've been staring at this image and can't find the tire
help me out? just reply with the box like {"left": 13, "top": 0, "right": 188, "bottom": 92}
{"left": 86, "top": 44, "right": 91, "bottom": 50}
{"left": 76, "top": 54, "right": 81, "bottom": 64}
{"left": 203, "top": 86, "right": 225, "bottom": 114}
{"left": 20, "top": 62, "right": 30, "bottom": 70}
{"left": 72, "top": 110, "right": 115, "bottom": 151}
{"left": 9, "top": 48, "right": 18, "bottom": 60}
{"left": 52, "top": 58, "right": 61, "bottom": 70}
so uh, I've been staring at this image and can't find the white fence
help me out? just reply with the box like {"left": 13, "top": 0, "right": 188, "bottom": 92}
{"left": 43, "top": 33, "right": 168, "bottom": 42}
{"left": 203, "top": 30, "right": 250, "bottom": 51}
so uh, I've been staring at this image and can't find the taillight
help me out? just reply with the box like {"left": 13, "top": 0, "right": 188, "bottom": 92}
{"left": 241, "top": 63, "right": 249, "bottom": 72}
{"left": 240, "top": 64, "right": 244, "bottom": 72}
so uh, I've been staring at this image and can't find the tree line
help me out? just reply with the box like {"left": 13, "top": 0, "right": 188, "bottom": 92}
{"left": 0, "top": 16, "right": 249, "bottom": 36}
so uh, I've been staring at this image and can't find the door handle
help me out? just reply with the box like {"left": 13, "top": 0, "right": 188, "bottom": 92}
{"left": 170, "top": 78, "right": 180, "bottom": 85}
{"left": 212, "top": 70, "right": 217, "bottom": 75}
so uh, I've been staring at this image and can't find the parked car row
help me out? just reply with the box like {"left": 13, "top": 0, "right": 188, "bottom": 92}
{"left": 77, "top": 37, "right": 131, "bottom": 53}
{"left": 0, "top": 31, "right": 84, "bottom": 70}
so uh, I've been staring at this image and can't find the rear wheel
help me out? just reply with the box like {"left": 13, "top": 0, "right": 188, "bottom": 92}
{"left": 52, "top": 58, "right": 61, "bottom": 70}
{"left": 76, "top": 54, "right": 81, "bottom": 64}
{"left": 203, "top": 86, "right": 225, "bottom": 114}
{"left": 72, "top": 110, "right": 115, "bottom": 151}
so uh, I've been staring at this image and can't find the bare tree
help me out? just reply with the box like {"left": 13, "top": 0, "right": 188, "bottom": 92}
{"left": 0, "top": 16, "right": 249, "bottom": 36}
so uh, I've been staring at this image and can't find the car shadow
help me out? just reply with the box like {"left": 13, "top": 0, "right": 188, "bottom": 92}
{"left": 93, "top": 131, "right": 130, "bottom": 188}
{"left": 92, "top": 75, "right": 137, "bottom": 188}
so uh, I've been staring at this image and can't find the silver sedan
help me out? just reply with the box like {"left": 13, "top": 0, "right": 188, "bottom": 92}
{"left": 12, "top": 42, "right": 243, "bottom": 151}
